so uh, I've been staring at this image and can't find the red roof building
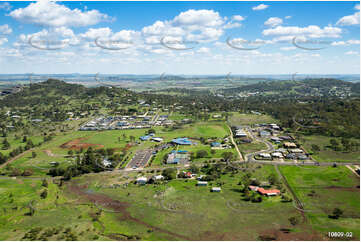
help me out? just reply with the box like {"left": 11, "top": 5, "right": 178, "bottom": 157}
{"left": 248, "top": 186, "right": 280, "bottom": 196}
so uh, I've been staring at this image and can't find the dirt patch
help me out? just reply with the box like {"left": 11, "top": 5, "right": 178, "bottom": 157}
{"left": 66, "top": 182, "right": 191, "bottom": 240}
{"left": 259, "top": 228, "right": 324, "bottom": 241}
{"left": 60, "top": 137, "right": 104, "bottom": 150}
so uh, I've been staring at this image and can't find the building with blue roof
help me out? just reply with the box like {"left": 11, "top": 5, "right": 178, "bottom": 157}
{"left": 140, "top": 135, "right": 150, "bottom": 141}
{"left": 171, "top": 137, "right": 193, "bottom": 145}
{"left": 211, "top": 142, "right": 221, "bottom": 147}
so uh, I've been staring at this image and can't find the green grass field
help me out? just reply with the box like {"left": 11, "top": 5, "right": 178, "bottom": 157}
{"left": 299, "top": 135, "right": 359, "bottom": 162}
{"left": 280, "top": 166, "right": 360, "bottom": 240}
{"left": 227, "top": 112, "right": 277, "bottom": 126}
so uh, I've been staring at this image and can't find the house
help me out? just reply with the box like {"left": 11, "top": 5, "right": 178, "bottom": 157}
{"left": 279, "top": 136, "right": 293, "bottom": 141}
{"left": 259, "top": 130, "right": 271, "bottom": 137}
{"left": 297, "top": 154, "right": 308, "bottom": 160}
{"left": 211, "top": 142, "right": 221, "bottom": 148}
{"left": 249, "top": 185, "right": 259, "bottom": 191}
{"left": 197, "top": 175, "right": 205, "bottom": 180}
{"left": 284, "top": 142, "right": 297, "bottom": 148}
{"left": 270, "top": 137, "right": 281, "bottom": 142}
{"left": 102, "top": 159, "right": 112, "bottom": 167}
{"left": 211, "top": 187, "right": 222, "bottom": 192}
{"left": 136, "top": 177, "right": 147, "bottom": 185}
{"left": 269, "top": 124, "right": 280, "bottom": 130}
{"left": 197, "top": 181, "right": 208, "bottom": 186}
{"left": 153, "top": 175, "right": 164, "bottom": 180}
{"left": 289, "top": 148, "right": 304, "bottom": 153}
{"left": 259, "top": 153, "right": 271, "bottom": 159}
{"left": 257, "top": 188, "right": 280, "bottom": 196}
{"left": 171, "top": 138, "right": 193, "bottom": 145}
{"left": 151, "top": 137, "right": 163, "bottom": 142}
{"left": 271, "top": 152, "right": 283, "bottom": 158}
{"left": 235, "top": 129, "right": 247, "bottom": 137}
{"left": 285, "top": 153, "right": 297, "bottom": 159}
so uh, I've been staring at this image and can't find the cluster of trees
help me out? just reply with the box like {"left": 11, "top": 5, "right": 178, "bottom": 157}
{"left": 48, "top": 147, "right": 123, "bottom": 180}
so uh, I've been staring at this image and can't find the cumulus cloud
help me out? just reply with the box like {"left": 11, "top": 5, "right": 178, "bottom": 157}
{"left": 0, "top": 38, "right": 8, "bottom": 45}
{"left": 252, "top": 4, "right": 269, "bottom": 11}
{"left": 263, "top": 25, "right": 342, "bottom": 39}
{"left": 232, "top": 15, "right": 245, "bottom": 21}
{"left": 0, "top": 24, "right": 12, "bottom": 35}
{"left": 336, "top": 12, "right": 360, "bottom": 26}
{"left": 264, "top": 17, "right": 283, "bottom": 27}
{"left": 9, "top": 1, "right": 111, "bottom": 27}
{"left": 141, "top": 9, "right": 229, "bottom": 43}
{"left": 331, "top": 39, "right": 360, "bottom": 46}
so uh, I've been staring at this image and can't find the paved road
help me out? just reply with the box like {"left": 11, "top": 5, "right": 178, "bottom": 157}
{"left": 227, "top": 125, "right": 244, "bottom": 162}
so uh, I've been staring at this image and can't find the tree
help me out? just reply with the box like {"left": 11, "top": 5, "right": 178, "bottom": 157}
{"left": 2, "top": 138, "right": 10, "bottom": 150}
{"left": 329, "top": 208, "right": 343, "bottom": 219}
{"left": 162, "top": 168, "right": 177, "bottom": 180}
{"left": 23, "top": 136, "right": 27, "bottom": 143}
{"left": 42, "top": 179, "right": 48, "bottom": 188}
{"left": 32, "top": 152, "right": 37, "bottom": 158}
{"left": 268, "top": 173, "right": 278, "bottom": 185}
{"left": 189, "top": 164, "right": 199, "bottom": 173}
{"left": 22, "top": 169, "right": 34, "bottom": 176}
{"left": 68, "top": 150, "right": 74, "bottom": 156}
{"left": 288, "top": 216, "right": 299, "bottom": 226}
{"left": 311, "top": 144, "right": 320, "bottom": 153}
{"left": 40, "top": 190, "right": 48, "bottom": 199}
{"left": 196, "top": 150, "right": 208, "bottom": 158}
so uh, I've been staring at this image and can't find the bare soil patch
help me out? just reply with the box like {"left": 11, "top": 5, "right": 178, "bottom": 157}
{"left": 60, "top": 137, "right": 104, "bottom": 150}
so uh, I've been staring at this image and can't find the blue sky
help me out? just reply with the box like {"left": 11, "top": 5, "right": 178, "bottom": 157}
{"left": 0, "top": 1, "right": 359, "bottom": 74}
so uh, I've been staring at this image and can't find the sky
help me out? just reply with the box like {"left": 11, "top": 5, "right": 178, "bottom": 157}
{"left": 0, "top": 1, "right": 359, "bottom": 75}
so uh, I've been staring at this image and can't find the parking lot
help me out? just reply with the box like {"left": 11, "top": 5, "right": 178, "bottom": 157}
{"left": 127, "top": 149, "right": 153, "bottom": 169}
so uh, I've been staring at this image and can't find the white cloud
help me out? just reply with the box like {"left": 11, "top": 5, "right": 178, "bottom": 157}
{"left": 0, "top": 38, "right": 8, "bottom": 45}
{"left": 9, "top": 1, "right": 111, "bottom": 27}
{"left": 0, "top": 2, "right": 11, "bottom": 11}
{"left": 0, "top": 24, "right": 12, "bottom": 35}
{"left": 232, "top": 15, "right": 245, "bottom": 21}
{"left": 263, "top": 25, "right": 342, "bottom": 39}
{"left": 173, "top": 9, "right": 224, "bottom": 28}
{"left": 280, "top": 46, "right": 296, "bottom": 51}
{"left": 141, "top": 9, "right": 227, "bottom": 43}
{"left": 336, "top": 12, "right": 360, "bottom": 26}
{"left": 224, "top": 22, "right": 241, "bottom": 29}
{"left": 345, "top": 51, "right": 359, "bottom": 55}
{"left": 252, "top": 4, "right": 269, "bottom": 11}
{"left": 331, "top": 39, "right": 360, "bottom": 46}
{"left": 285, "top": 16, "right": 292, "bottom": 19}
{"left": 197, "top": 47, "right": 210, "bottom": 54}
{"left": 355, "top": 4, "right": 360, "bottom": 10}
{"left": 264, "top": 17, "right": 283, "bottom": 27}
